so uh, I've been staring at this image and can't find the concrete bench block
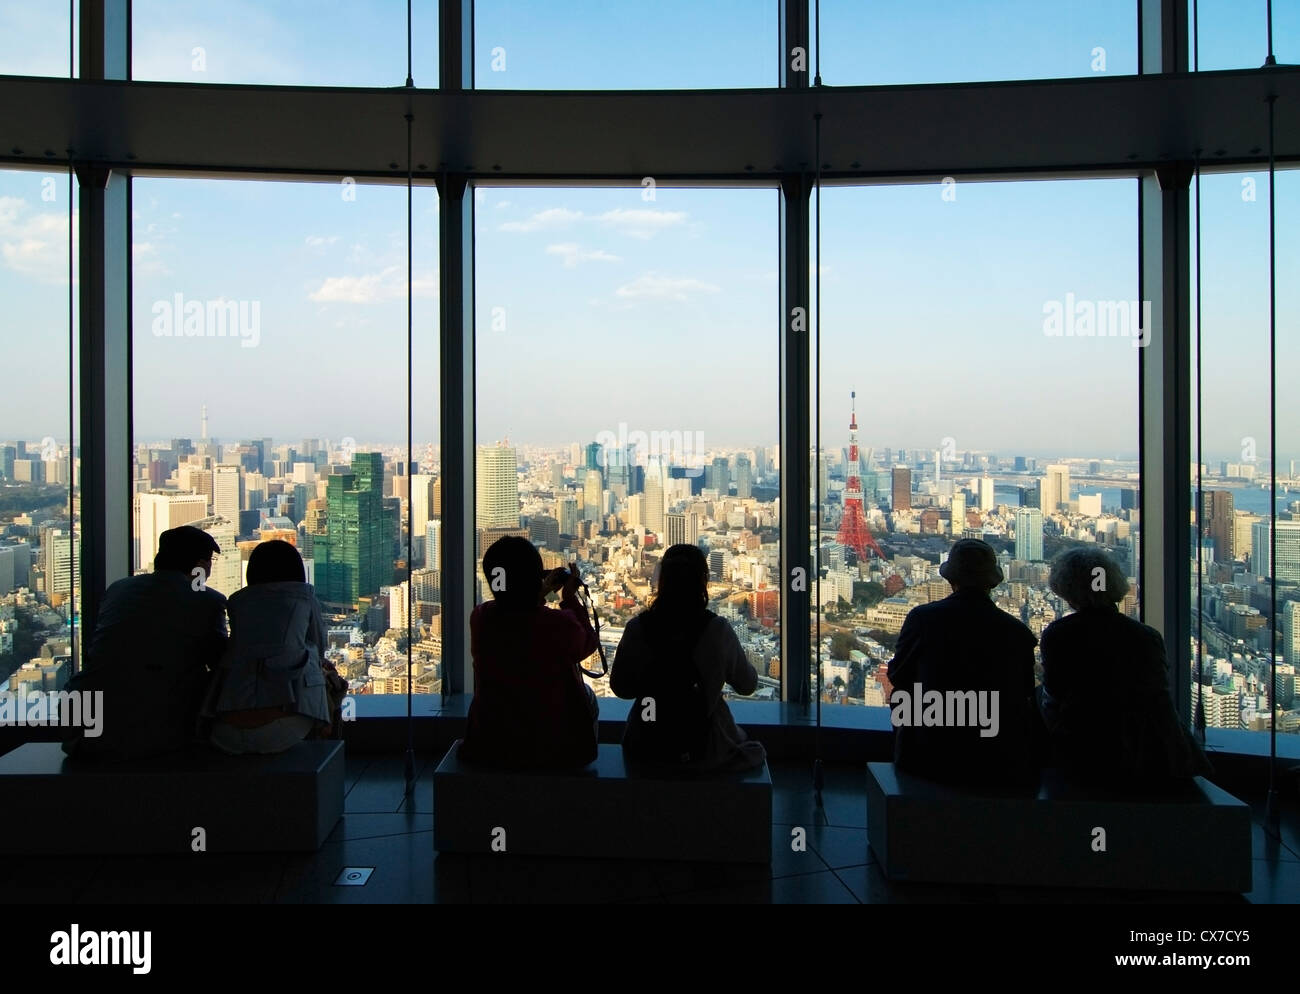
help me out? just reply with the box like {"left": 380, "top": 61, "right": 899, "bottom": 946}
{"left": 0, "top": 741, "right": 344, "bottom": 854}
{"left": 434, "top": 741, "right": 772, "bottom": 863}
{"left": 866, "top": 762, "right": 1252, "bottom": 892}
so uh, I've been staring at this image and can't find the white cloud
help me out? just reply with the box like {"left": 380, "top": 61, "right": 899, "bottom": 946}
{"left": 132, "top": 241, "right": 170, "bottom": 278}
{"left": 495, "top": 200, "right": 512, "bottom": 209}
{"left": 305, "top": 234, "right": 340, "bottom": 249}
{"left": 595, "top": 208, "right": 688, "bottom": 239}
{"left": 0, "top": 196, "right": 74, "bottom": 282}
{"left": 614, "top": 272, "right": 721, "bottom": 302}
{"left": 545, "top": 242, "right": 621, "bottom": 268}
{"left": 308, "top": 265, "right": 437, "bottom": 303}
{"left": 498, "top": 207, "right": 584, "bottom": 233}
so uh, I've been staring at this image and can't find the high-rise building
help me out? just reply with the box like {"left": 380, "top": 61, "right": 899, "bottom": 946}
{"left": 556, "top": 494, "right": 579, "bottom": 536}
{"left": 644, "top": 462, "right": 666, "bottom": 536}
{"left": 1285, "top": 601, "right": 1300, "bottom": 667}
{"left": 626, "top": 493, "right": 644, "bottom": 531}
{"left": 734, "top": 454, "right": 753, "bottom": 499}
{"left": 0, "top": 542, "right": 34, "bottom": 595}
{"left": 410, "top": 473, "right": 436, "bottom": 561}
{"left": 950, "top": 494, "right": 966, "bottom": 536}
{"left": 1019, "top": 485, "right": 1040, "bottom": 509}
{"left": 1014, "top": 507, "right": 1044, "bottom": 562}
{"left": 891, "top": 467, "right": 911, "bottom": 511}
{"left": 528, "top": 514, "right": 560, "bottom": 551}
{"left": 1251, "top": 519, "right": 1300, "bottom": 583}
{"left": 709, "top": 457, "right": 731, "bottom": 495}
{"left": 41, "top": 528, "right": 80, "bottom": 598}
{"left": 584, "top": 469, "right": 603, "bottom": 522}
{"left": 1201, "top": 490, "right": 1235, "bottom": 563}
{"left": 136, "top": 491, "right": 208, "bottom": 571}
{"left": 977, "top": 475, "right": 995, "bottom": 511}
{"left": 212, "top": 464, "right": 240, "bottom": 523}
{"left": 316, "top": 453, "right": 393, "bottom": 606}
{"left": 666, "top": 512, "right": 687, "bottom": 547}
{"left": 193, "top": 515, "right": 240, "bottom": 595}
{"left": 425, "top": 518, "right": 441, "bottom": 571}
{"left": 476, "top": 444, "right": 520, "bottom": 530}
{"left": 584, "top": 441, "right": 603, "bottom": 476}
{"left": 1042, "top": 464, "right": 1070, "bottom": 513}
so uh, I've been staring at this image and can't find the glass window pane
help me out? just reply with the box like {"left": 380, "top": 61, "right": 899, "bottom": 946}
{"left": 813, "top": 178, "right": 1140, "bottom": 711}
{"left": 1191, "top": 167, "right": 1300, "bottom": 735}
{"left": 0, "top": 166, "right": 80, "bottom": 692}
{"left": 0, "top": 1, "right": 75, "bottom": 77}
{"left": 819, "top": 0, "right": 1137, "bottom": 85}
{"left": 475, "top": 185, "right": 780, "bottom": 701}
{"left": 132, "top": 0, "right": 437, "bottom": 86}
{"left": 131, "top": 176, "right": 438, "bottom": 697}
{"left": 473, "top": 0, "right": 778, "bottom": 89}
{"left": 1191, "top": 0, "right": 1300, "bottom": 70}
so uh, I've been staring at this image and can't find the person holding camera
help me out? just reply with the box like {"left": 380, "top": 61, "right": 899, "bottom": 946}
{"left": 460, "top": 536, "right": 601, "bottom": 769}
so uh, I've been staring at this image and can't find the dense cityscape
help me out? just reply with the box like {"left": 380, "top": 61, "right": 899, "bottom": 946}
{"left": 1, "top": 410, "right": 1297, "bottom": 735}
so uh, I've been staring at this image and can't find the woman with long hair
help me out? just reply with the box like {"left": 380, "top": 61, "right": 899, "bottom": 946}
{"left": 611, "top": 543, "right": 765, "bottom": 771}
{"left": 200, "top": 539, "right": 336, "bottom": 754}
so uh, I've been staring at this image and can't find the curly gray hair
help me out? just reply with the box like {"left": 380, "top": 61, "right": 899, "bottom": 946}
{"left": 1048, "top": 546, "right": 1129, "bottom": 609}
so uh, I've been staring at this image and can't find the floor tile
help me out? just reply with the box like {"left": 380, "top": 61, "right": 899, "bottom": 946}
{"left": 276, "top": 831, "right": 434, "bottom": 903}
{"left": 326, "top": 811, "right": 433, "bottom": 843}
{"left": 1244, "top": 856, "right": 1300, "bottom": 905}
{"left": 665, "top": 869, "right": 857, "bottom": 904}
{"left": 344, "top": 756, "right": 421, "bottom": 814}
{"left": 464, "top": 853, "right": 662, "bottom": 904}
{"left": 77, "top": 853, "right": 285, "bottom": 904}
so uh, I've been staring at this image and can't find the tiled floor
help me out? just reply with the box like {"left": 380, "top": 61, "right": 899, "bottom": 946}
{"left": 12, "top": 757, "right": 1298, "bottom": 904}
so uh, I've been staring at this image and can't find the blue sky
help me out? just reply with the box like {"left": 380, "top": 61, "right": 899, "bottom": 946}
{"left": 0, "top": 1, "right": 1296, "bottom": 460}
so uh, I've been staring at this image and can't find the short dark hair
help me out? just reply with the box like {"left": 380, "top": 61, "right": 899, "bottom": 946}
{"left": 154, "top": 525, "right": 220, "bottom": 572}
{"left": 247, "top": 539, "right": 306, "bottom": 585}
{"left": 482, "top": 536, "right": 542, "bottom": 610}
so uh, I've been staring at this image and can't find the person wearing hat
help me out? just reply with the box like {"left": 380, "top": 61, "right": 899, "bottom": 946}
{"left": 64, "top": 525, "right": 230, "bottom": 761}
{"left": 885, "top": 538, "right": 1041, "bottom": 787}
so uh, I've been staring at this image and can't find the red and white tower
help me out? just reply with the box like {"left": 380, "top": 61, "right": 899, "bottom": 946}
{"left": 837, "top": 391, "right": 886, "bottom": 562}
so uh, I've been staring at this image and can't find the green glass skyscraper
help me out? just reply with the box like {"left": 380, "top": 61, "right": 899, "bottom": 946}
{"left": 317, "top": 452, "right": 395, "bottom": 607}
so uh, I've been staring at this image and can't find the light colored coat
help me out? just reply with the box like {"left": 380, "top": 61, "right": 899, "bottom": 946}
{"left": 201, "top": 581, "right": 331, "bottom": 724}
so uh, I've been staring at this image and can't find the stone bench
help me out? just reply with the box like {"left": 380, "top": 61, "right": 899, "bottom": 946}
{"left": 0, "top": 740, "right": 344, "bottom": 854}
{"left": 865, "top": 762, "right": 1252, "bottom": 892}
{"left": 434, "top": 740, "right": 772, "bottom": 862}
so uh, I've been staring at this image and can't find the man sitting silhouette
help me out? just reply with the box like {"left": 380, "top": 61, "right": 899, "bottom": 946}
{"left": 886, "top": 538, "right": 1040, "bottom": 788}
{"left": 64, "top": 525, "right": 229, "bottom": 761}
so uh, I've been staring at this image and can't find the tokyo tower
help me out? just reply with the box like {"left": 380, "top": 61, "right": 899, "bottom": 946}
{"left": 836, "top": 391, "right": 886, "bottom": 562}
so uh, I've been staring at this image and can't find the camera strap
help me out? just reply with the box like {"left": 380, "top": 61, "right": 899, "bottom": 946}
{"left": 575, "top": 580, "right": 608, "bottom": 679}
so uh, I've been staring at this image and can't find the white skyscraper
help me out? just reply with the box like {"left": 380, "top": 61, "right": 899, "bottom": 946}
{"left": 1251, "top": 519, "right": 1300, "bottom": 583}
{"left": 1015, "top": 506, "right": 1044, "bottom": 562}
{"left": 41, "top": 529, "right": 80, "bottom": 597}
{"left": 476, "top": 445, "right": 520, "bottom": 530}
{"left": 135, "top": 491, "right": 208, "bottom": 572}
{"left": 424, "top": 518, "right": 441, "bottom": 572}
{"left": 194, "top": 515, "right": 240, "bottom": 595}
{"left": 978, "top": 475, "right": 995, "bottom": 511}
{"left": 644, "top": 461, "right": 666, "bottom": 536}
{"left": 1042, "top": 464, "right": 1070, "bottom": 512}
{"left": 213, "top": 465, "right": 241, "bottom": 522}
{"left": 1284, "top": 602, "right": 1300, "bottom": 668}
